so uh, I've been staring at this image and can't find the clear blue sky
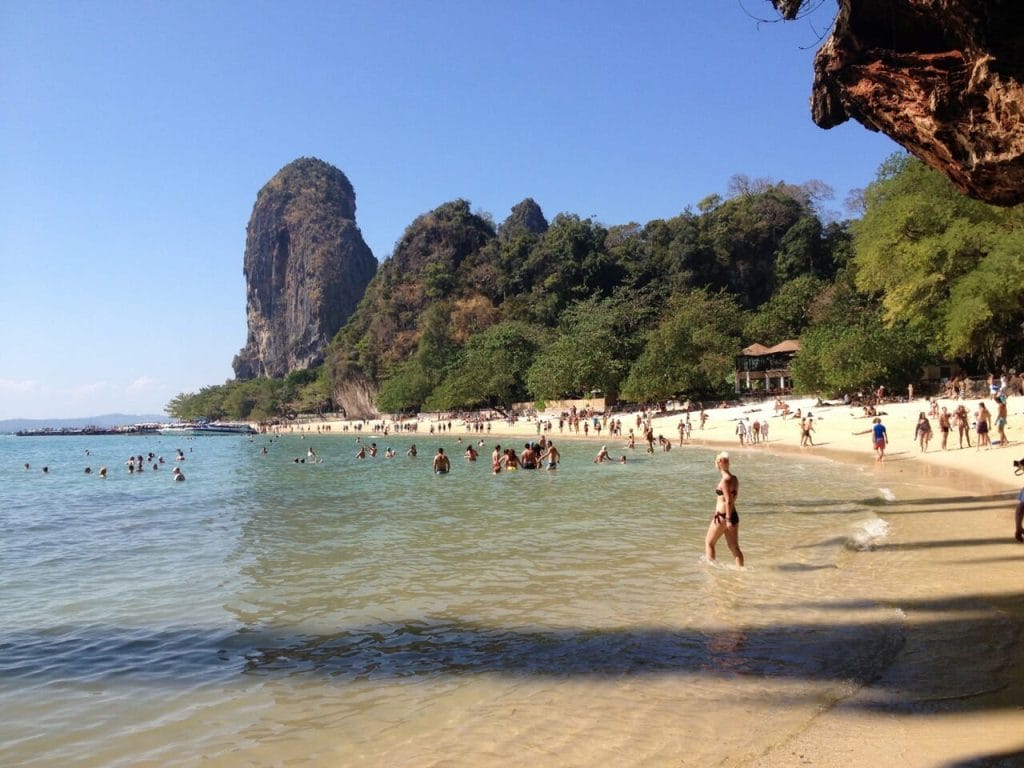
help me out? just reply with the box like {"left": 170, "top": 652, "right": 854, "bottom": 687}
{"left": 0, "top": 0, "right": 898, "bottom": 420}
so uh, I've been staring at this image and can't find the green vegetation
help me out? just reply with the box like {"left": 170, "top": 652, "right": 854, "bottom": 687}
{"left": 169, "top": 158, "right": 1024, "bottom": 420}
{"left": 620, "top": 290, "right": 745, "bottom": 403}
{"left": 166, "top": 367, "right": 334, "bottom": 421}
{"left": 851, "top": 154, "right": 1024, "bottom": 368}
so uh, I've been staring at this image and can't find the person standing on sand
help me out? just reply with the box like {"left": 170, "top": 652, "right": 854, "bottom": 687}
{"left": 995, "top": 397, "right": 1009, "bottom": 447}
{"left": 705, "top": 452, "right": 743, "bottom": 567}
{"left": 976, "top": 402, "right": 992, "bottom": 449}
{"left": 856, "top": 417, "right": 888, "bottom": 461}
{"left": 799, "top": 417, "right": 815, "bottom": 447}
{"left": 914, "top": 412, "right": 933, "bottom": 452}
{"left": 873, "top": 417, "right": 887, "bottom": 460}
{"left": 955, "top": 404, "right": 972, "bottom": 448}
{"left": 938, "top": 407, "right": 951, "bottom": 450}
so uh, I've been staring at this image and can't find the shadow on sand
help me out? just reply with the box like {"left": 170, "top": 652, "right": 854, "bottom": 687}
{"left": 3, "top": 588, "right": 1021, "bottom": 720}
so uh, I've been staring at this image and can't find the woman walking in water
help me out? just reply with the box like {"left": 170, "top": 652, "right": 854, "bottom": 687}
{"left": 705, "top": 452, "right": 744, "bottom": 567}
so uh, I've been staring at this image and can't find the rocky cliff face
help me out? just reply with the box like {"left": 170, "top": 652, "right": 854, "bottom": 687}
{"left": 233, "top": 158, "right": 377, "bottom": 379}
{"left": 773, "top": 0, "right": 1024, "bottom": 205}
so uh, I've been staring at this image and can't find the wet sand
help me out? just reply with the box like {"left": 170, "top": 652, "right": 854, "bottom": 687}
{"left": 287, "top": 395, "right": 1024, "bottom": 767}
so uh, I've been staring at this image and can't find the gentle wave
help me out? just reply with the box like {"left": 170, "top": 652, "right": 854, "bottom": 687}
{"left": 849, "top": 517, "right": 891, "bottom": 551}
{"left": 0, "top": 433, "right": 920, "bottom": 766}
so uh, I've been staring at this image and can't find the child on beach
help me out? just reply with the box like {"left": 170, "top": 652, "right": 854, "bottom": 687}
{"left": 855, "top": 417, "right": 888, "bottom": 461}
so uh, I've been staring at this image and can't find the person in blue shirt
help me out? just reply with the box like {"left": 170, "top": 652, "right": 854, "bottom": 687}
{"left": 854, "top": 417, "right": 888, "bottom": 462}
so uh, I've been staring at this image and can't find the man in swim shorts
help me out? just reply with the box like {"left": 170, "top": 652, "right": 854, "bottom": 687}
{"left": 433, "top": 447, "right": 451, "bottom": 474}
{"left": 540, "top": 442, "right": 560, "bottom": 470}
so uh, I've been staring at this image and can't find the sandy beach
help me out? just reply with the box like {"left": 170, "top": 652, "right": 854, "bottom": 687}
{"left": 299, "top": 393, "right": 1022, "bottom": 489}
{"left": 291, "top": 395, "right": 1024, "bottom": 767}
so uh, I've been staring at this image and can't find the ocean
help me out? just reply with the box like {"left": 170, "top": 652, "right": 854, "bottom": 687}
{"left": 1, "top": 430, "right": 934, "bottom": 766}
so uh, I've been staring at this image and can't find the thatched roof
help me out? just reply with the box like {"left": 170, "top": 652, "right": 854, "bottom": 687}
{"left": 741, "top": 340, "right": 800, "bottom": 356}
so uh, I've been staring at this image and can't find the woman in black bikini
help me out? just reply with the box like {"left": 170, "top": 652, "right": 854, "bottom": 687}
{"left": 705, "top": 451, "right": 744, "bottom": 566}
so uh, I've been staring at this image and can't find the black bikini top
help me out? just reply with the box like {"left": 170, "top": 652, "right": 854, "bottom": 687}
{"left": 715, "top": 488, "right": 724, "bottom": 496}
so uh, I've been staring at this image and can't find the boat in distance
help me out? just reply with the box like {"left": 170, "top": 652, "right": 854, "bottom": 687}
{"left": 158, "top": 422, "right": 257, "bottom": 436}
{"left": 15, "top": 424, "right": 162, "bottom": 437}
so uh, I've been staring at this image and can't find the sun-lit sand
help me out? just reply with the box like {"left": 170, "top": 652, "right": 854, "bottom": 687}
{"left": 287, "top": 395, "right": 1024, "bottom": 766}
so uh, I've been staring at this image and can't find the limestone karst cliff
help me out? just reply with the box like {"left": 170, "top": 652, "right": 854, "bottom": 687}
{"left": 772, "top": 0, "right": 1024, "bottom": 205}
{"left": 233, "top": 158, "right": 377, "bottom": 380}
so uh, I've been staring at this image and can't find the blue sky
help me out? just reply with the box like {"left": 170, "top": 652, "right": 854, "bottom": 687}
{"left": 0, "top": 0, "right": 898, "bottom": 420}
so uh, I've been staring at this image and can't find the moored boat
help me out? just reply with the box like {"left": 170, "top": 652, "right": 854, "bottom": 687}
{"left": 158, "top": 422, "right": 257, "bottom": 436}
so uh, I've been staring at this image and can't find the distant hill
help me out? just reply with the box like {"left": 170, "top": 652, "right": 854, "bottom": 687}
{"left": 0, "top": 414, "right": 166, "bottom": 434}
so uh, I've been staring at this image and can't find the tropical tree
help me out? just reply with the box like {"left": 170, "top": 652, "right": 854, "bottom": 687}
{"left": 525, "top": 292, "right": 655, "bottom": 402}
{"left": 790, "top": 315, "right": 930, "bottom": 396}
{"left": 619, "top": 289, "right": 746, "bottom": 402}
{"left": 852, "top": 154, "right": 1024, "bottom": 366}
{"left": 426, "top": 321, "right": 539, "bottom": 412}
{"left": 744, "top": 274, "right": 826, "bottom": 343}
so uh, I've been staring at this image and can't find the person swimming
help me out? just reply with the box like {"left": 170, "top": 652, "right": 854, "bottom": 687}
{"left": 705, "top": 451, "right": 743, "bottom": 566}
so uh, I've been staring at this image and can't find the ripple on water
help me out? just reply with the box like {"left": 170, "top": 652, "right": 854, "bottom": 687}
{"left": 0, "top": 434, "right": 918, "bottom": 766}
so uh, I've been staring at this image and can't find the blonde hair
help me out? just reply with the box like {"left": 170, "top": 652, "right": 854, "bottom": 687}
{"left": 716, "top": 451, "right": 729, "bottom": 465}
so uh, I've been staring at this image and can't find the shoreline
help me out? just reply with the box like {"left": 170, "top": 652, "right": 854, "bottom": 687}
{"left": 279, "top": 394, "right": 1022, "bottom": 493}
{"left": 274, "top": 395, "right": 1024, "bottom": 766}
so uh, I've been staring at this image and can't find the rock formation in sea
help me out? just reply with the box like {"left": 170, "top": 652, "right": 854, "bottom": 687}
{"left": 233, "top": 158, "right": 377, "bottom": 379}
{"left": 772, "top": 0, "right": 1024, "bottom": 205}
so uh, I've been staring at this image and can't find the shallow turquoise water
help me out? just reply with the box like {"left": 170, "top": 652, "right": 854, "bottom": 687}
{"left": 0, "top": 431, "right": 911, "bottom": 766}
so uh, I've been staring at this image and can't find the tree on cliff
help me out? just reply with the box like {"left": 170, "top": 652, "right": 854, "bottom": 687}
{"left": 174, "top": 170, "right": 858, "bottom": 418}
{"left": 327, "top": 199, "right": 497, "bottom": 387}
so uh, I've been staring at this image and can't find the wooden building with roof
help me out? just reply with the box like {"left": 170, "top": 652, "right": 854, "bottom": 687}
{"left": 735, "top": 340, "right": 800, "bottom": 395}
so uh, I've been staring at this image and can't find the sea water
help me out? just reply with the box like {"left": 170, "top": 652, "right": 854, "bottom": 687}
{"left": 0, "top": 431, "right": 932, "bottom": 766}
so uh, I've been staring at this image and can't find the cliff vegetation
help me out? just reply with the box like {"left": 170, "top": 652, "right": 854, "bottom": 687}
{"left": 168, "top": 156, "right": 1024, "bottom": 422}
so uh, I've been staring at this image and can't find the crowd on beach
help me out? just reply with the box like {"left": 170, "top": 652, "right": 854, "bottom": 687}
{"left": 22, "top": 373, "right": 1024, "bottom": 545}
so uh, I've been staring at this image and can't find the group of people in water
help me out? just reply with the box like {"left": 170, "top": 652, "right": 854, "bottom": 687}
{"left": 25, "top": 446, "right": 190, "bottom": 480}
